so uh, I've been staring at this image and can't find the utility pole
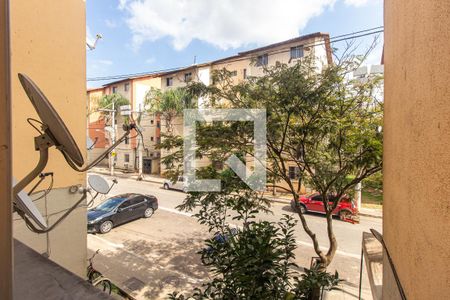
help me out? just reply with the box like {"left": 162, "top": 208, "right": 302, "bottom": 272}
{"left": 99, "top": 103, "right": 116, "bottom": 176}
{"left": 138, "top": 104, "right": 143, "bottom": 179}
{"left": 110, "top": 101, "right": 115, "bottom": 176}
{"left": 355, "top": 182, "right": 362, "bottom": 211}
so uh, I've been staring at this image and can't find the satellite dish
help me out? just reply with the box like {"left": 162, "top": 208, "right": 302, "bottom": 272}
{"left": 88, "top": 175, "right": 110, "bottom": 194}
{"left": 14, "top": 73, "right": 134, "bottom": 232}
{"left": 18, "top": 73, "right": 84, "bottom": 167}
{"left": 13, "top": 178, "right": 47, "bottom": 229}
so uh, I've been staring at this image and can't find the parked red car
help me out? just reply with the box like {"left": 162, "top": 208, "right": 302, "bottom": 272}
{"left": 290, "top": 193, "right": 359, "bottom": 222}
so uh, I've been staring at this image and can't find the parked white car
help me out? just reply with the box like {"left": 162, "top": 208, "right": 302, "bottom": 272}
{"left": 163, "top": 176, "right": 186, "bottom": 192}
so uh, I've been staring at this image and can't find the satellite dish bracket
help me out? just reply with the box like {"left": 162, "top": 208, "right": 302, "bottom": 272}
{"left": 13, "top": 130, "right": 55, "bottom": 200}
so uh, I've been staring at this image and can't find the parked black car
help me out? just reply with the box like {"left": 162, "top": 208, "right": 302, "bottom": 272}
{"left": 87, "top": 193, "right": 158, "bottom": 234}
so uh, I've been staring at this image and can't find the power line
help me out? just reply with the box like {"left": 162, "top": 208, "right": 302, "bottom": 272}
{"left": 87, "top": 26, "right": 383, "bottom": 83}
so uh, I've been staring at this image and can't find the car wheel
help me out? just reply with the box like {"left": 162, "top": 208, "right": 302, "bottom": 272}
{"left": 144, "top": 207, "right": 154, "bottom": 218}
{"left": 99, "top": 220, "right": 113, "bottom": 234}
{"left": 339, "top": 210, "right": 351, "bottom": 221}
{"left": 163, "top": 183, "right": 169, "bottom": 190}
{"left": 299, "top": 205, "right": 306, "bottom": 214}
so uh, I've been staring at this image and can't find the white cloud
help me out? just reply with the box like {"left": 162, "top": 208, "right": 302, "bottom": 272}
{"left": 120, "top": 0, "right": 337, "bottom": 51}
{"left": 118, "top": 0, "right": 130, "bottom": 10}
{"left": 344, "top": 0, "right": 370, "bottom": 7}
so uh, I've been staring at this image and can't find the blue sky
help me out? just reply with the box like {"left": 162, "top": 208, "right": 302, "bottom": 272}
{"left": 86, "top": 0, "right": 383, "bottom": 88}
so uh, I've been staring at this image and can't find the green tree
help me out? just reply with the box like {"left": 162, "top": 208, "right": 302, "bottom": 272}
{"left": 97, "top": 93, "right": 130, "bottom": 124}
{"left": 161, "top": 56, "right": 383, "bottom": 270}
{"left": 169, "top": 169, "right": 339, "bottom": 300}
{"left": 144, "top": 87, "right": 193, "bottom": 133}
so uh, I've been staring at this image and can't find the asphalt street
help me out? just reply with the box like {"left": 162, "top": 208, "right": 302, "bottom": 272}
{"left": 87, "top": 174, "right": 381, "bottom": 299}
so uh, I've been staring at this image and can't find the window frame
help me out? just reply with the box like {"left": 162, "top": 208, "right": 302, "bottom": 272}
{"left": 288, "top": 166, "right": 300, "bottom": 180}
{"left": 124, "top": 153, "right": 130, "bottom": 163}
{"left": 119, "top": 199, "right": 132, "bottom": 209}
{"left": 166, "top": 77, "right": 173, "bottom": 87}
{"left": 290, "top": 46, "right": 304, "bottom": 60}
{"left": 184, "top": 72, "right": 192, "bottom": 82}
{"left": 256, "top": 54, "right": 268, "bottom": 66}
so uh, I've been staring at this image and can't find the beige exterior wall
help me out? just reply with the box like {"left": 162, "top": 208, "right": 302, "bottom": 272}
{"left": 384, "top": 0, "right": 450, "bottom": 299}
{"left": 212, "top": 35, "right": 325, "bottom": 81}
{"left": 133, "top": 77, "right": 162, "bottom": 173}
{"left": 107, "top": 80, "right": 131, "bottom": 101}
{"left": 87, "top": 88, "right": 104, "bottom": 121}
{"left": 10, "top": 0, "right": 87, "bottom": 277}
{"left": 87, "top": 75, "right": 164, "bottom": 172}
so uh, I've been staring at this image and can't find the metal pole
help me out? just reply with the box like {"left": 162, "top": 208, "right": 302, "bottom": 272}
{"left": 355, "top": 182, "right": 362, "bottom": 211}
{"left": 358, "top": 243, "right": 364, "bottom": 300}
{"left": 138, "top": 105, "right": 143, "bottom": 178}
{"left": 110, "top": 101, "right": 115, "bottom": 176}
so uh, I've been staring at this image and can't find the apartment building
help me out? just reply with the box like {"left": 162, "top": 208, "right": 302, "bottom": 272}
{"left": 212, "top": 32, "right": 331, "bottom": 83}
{"left": 159, "top": 32, "right": 332, "bottom": 179}
{"left": 88, "top": 32, "right": 332, "bottom": 185}
{"left": 87, "top": 74, "right": 163, "bottom": 174}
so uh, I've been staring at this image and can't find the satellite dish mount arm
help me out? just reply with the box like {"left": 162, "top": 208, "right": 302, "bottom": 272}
{"left": 13, "top": 129, "right": 54, "bottom": 198}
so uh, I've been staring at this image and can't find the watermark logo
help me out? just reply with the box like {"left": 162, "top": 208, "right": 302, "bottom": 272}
{"left": 184, "top": 109, "right": 267, "bottom": 192}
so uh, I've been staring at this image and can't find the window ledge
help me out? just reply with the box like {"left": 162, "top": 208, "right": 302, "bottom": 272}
{"left": 14, "top": 239, "right": 113, "bottom": 300}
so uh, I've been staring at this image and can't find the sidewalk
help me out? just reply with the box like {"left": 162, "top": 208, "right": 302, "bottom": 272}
{"left": 89, "top": 167, "right": 382, "bottom": 219}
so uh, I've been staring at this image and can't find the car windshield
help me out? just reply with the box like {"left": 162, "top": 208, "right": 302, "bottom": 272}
{"left": 95, "top": 197, "right": 125, "bottom": 212}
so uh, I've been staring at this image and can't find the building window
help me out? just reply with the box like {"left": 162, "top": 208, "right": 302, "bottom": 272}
{"left": 150, "top": 137, "right": 154, "bottom": 142}
{"left": 288, "top": 166, "right": 300, "bottom": 180}
{"left": 124, "top": 154, "right": 130, "bottom": 163}
{"left": 156, "top": 121, "right": 160, "bottom": 128}
{"left": 184, "top": 72, "right": 192, "bottom": 82}
{"left": 166, "top": 77, "right": 173, "bottom": 87}
{"left": 150, "top": 119, "right": 154, "bottom": 125}
{"left": 256, "top": 54, "right": 268, "bottom": 66}
{"left": 124, "top": 82, "right": 130, "bottom": 91}
{"left": 243, "top": 68, "right": 247, "bottom": 79}
{"left": 156, "top": 137, "right": 161, "bottom": 144}
{"left": 112, "top": 86, "right": 117, "bottom": 93}
{"left": 125, "top": 136, "right": 129, "bottom": 144}
{"left": 290, "top": 46, "right": 304, "bottom": 59}
{"left": 230, "top": 70, "right": 237, "bottom": 77}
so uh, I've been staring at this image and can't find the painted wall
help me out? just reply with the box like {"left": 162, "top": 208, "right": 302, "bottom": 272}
{"left": 0, "top": 0, "right": 13, "bottom": 296}
{"left": 10, "top": 0, "right": 87, "bottom": 276}
{"left": 384, "top": 0, "right": 450, "bottom": 298}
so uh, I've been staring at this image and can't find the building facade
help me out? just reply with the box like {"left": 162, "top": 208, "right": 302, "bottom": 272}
{"left": 87, "top": 32, "right": 332, "bottom": 187}
{"left": 87, "top": 74, "right": 163, "bottom": 174}
{"left": 383, "top": 0, "right": 450, "bottom": 298}
{"left": 10, "top": 0, "right": 87, "bottom": 277}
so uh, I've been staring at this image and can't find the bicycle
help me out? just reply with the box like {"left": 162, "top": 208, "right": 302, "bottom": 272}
{"left": 87, "top": 249, "right": 112, "bottom": 295}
